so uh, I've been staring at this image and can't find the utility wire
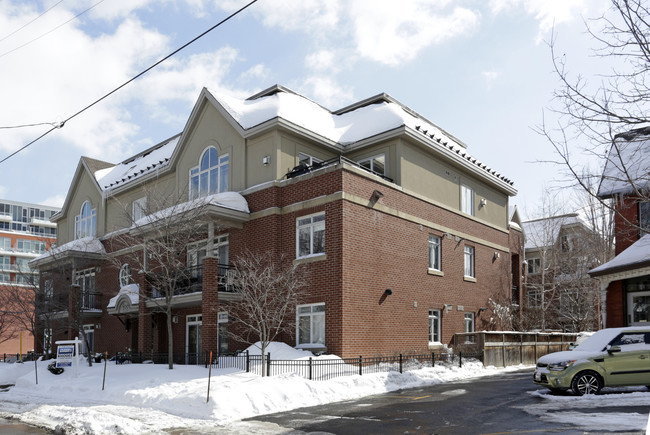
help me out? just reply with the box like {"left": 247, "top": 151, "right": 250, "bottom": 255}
{"left": 0, "top": 0, "right": 64, "bottom": 44}
{"left": 0, "top": 122, "right": 62, "bottom": 130}
{"left": 0, "top": 0, "right": 259, "bottom": 166}
{"left": 0, "top": 0, "right": 107, "bottom": 59}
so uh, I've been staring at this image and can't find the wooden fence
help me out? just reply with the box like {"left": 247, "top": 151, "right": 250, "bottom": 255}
{"left": 453, "top": 331, "right": 578, "bottom": 367}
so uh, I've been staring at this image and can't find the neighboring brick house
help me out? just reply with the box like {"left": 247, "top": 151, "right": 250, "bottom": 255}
{"left": 522, "top": 214, "right": 601, "bottom": 332}
{"left": 0, "top": 199, "right": 58, "bottom": 356}
{"left": 31, "top": 85, "right": 522, "bottom": 360}
{"left": 589, "top": 127, "right": 650, "bottom": 327}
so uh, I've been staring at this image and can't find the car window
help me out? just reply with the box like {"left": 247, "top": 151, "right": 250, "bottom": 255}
{"left": 609, "top": 333, "right": 650, "bottom": 351}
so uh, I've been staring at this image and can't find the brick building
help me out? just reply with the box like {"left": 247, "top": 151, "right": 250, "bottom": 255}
{"left": 31, "top": 85, "right": 523, "bottom": 360}
{"left": 0, "top": 199, "right": 58, "bottom": 356}
{"left": 589, "top": 127, "right": 650, "bottom": 327}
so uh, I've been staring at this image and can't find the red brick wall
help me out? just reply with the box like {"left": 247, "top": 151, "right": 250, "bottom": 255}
{"left": 605, "top": 280, "right": 625, "bottom": 327}
{"left": 614, "top": 196, "right": 639, "bottom": 254}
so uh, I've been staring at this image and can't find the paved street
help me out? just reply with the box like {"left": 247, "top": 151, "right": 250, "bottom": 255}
{"left": 247, "top": 368, "right": 649, "bottom": 434}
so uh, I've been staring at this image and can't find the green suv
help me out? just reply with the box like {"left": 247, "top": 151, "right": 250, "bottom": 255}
{"left": 534, "top": 326, "right": 650, "bottom": 395}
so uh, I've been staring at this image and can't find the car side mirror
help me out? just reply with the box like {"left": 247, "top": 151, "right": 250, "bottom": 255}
{"left": 607, "top": 345, "right": 621, "bottom": 354}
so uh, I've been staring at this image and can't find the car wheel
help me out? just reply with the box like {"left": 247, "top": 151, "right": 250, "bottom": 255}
{"left": 571, "top": 371, "right": 602, "bottom": 395}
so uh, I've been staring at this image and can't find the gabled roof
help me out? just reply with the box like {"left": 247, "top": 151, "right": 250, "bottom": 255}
{"left": 522, "top": 213, "right": 585, "bottom": 251}
{"left": 63, "top": 85, "right": 516, "bottom": 200}
{"left": 589, "top": 233, "right": 650, "bottom": 276}
{"left": 598, "top": 126, "right": 650, "bottom": 198}
{"left": 207, "top": 85, "right": 515, "bottom": 192}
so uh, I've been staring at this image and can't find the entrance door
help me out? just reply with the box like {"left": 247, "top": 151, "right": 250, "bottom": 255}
{"left": 628, "top": 291, "right": 650, "bottom": 325}
{"left": 186, "top": 315, "right": 202, "bottom": 364}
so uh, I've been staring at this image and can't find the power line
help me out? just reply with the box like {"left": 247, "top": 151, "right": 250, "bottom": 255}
{"left": 0, "top": 0, "right": 107, "bottom": 59}
{"left": 0, "top": 122, "right": 63, "bottom": 130}
{"left": 0, "top": 0, "right": 259, "bottom": 166}
{"left": 0, "top": 0, "right": 64, "bottom": 44}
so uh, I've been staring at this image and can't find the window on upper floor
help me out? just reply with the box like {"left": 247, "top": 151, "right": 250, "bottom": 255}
{"left": 464, "top": 245, "right": 475, "bottom": 278}
{"left": 132, "top": 197, "right": 147, "bottom": 222}
{"left": 527, "top": 258, "right": 541, "bottom": 274}
{"left": 428, "top": 235, "right": 441, "bottom": 271}
{"left": 74, "top": 201, "right": 96, "bottom": 239}
{"left": 461, "top": 184, "right": 474, "bottom": 216}
{"left": 299, "top": 152, "right": 322, "bottom": 166}
{"left": 296, "top": 212, "right": 325, "bottom": 258}
{"left": 358, "top": 154, "right": 385, "bottom": 176}
{"left": 640, "top": 201, "right": 650, "bottom": 233}
{"left": 119, "top": 264, "right": 132, "bottom": 287}
{"left": 189, "top": 146, "right": 229, "bottom": 200}
{"left": 0, "top": 256, "right": 9, "bottom": 270}
{"left": 0, "top": 237, "right": 10, "bottom": 251}
{"left": 17, "top": 239, "right": 45, "bottom": 254}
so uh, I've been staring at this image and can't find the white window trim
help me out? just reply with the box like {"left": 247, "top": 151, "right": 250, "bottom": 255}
{"left": 464, "top": 245, "right": 475, "bottom": 279}
{"left": 428, "top": 235, "right": 441, "bottom": 272}
{"left": 74, "top": 201, "right": 96, "bottom": 239}
{"left": 358, "top": 154, "right": 386, "bottom": 175}
{"left": 298, "top": 152, "right": 322, "bottom": 166}
{"left": 189, "top": 146, "right": 229, "bottom": 200}
{"left": 296, "top": 212, "right": 325, "bottom": 259}
{"left": 132, "top": 197, "right": 147, "bottom": 222}
{"left": 296, "top": 302, "right": 325, "bottom": 348}
{"left": 461, "top": 184, "right": 474, "bottom": 216}
{"left": 429, "top": 309, "right": 441, "bottom": 344}
{"left": 119, "top": 264, "right": 132, "bottom": 287}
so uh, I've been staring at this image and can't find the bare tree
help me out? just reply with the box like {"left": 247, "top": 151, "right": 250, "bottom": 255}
{"left": 0, "top": 289, "right": 19, "bottom": 348}
{"left": 106, "top": 187, "right": 223, "bottom": 369}
{"left": 540, "top": 0, "right": 650, "bottom": 224}
{"left": 221, "top": 251, "right": 307, "bottom": 376}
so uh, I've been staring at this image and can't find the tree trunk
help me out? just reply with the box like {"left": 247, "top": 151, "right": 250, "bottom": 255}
{"left": 167, "top": 311, "right": 174, "bottom": 369}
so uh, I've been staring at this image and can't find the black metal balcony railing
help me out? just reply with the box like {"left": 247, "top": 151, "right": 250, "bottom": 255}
{"left": 168, "top": 264, "right": 237, "bottom": 296}
{"left": 80, "top": 292, "right": 100, "bottom": 310}
{"left": 284, "top": 156, "right": 394, "bottom": 183}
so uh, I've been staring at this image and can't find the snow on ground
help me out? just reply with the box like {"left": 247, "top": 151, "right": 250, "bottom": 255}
{"left": 0, "top": 342, "right": 648, "bottom": 434}
{"left": 525, "top": 388, "right": 650, "bottom": 433}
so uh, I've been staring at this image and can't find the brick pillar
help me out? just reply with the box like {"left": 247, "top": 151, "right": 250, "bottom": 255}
{"left": 68, "top": 284, "right": 80, "bottom": 340}
{"left": 137, "top": 272, "right": 153, "bottom": 355}
{"left": 201, "top": 256, "right": 219, "bottom": 357}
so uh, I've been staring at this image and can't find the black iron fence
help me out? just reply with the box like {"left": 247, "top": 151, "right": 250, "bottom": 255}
{"left": 207, "top": 350, "right": 483, "bottom": 380}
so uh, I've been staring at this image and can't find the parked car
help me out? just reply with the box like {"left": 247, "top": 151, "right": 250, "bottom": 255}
{"left": 534, "top": 326, "right": 650, "bottom": 395}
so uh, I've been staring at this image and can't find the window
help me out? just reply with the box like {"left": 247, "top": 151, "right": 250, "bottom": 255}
{"left": 461, "top": 185, "right": 474, "bottom": 216}
{"left": 527, "top": 258, "right": 541, "bottom": 274}
{"left": 119, "top": 264, "right": 132, "bottom": 287}
{"left": 299, "top": 152, "right": 322, "bottom": 166}
{"left": 628, "top": 291, "right": 650, "bottom": 325}
{"left": 428, "top": 235, "right": 441, "bottom": 271}
{"left": 81, "top": 324, "right": 94, "bottom": 355}
{"left": 132, "top": 197, "right": 147, "bottom": 222}
{"left": 17, "top": 239, "right": 45, "bottom": 254}
{"left": 15, "top": 258, "right": 31, "bottom": 273}
{"left": 527, "top": 289, "right": 542, "bottom": 308}
{"left": 358, "top": 154, "right": 385, "bottom": 176}
{"left": 75, "top": 269, "right": 96, "bottom": 310}
{"left": 560, "top": 235, "right": 571, "bottom": 252}
{"left": 640, "top": 201, "right": 650, "bottom": 233}
{"left": 464, "top": 245, "right": 475, "bottom": 278}
{"left": 296, "top": 212, "right": 325, "bottom": 258}
{"left": 0, "top": 237, "right": 11, "bottom": 251}
{"left": 464, "top": 312, "right": 475, "bottom": 343}
{"left": 43, "top": 328, "right": 52, "bottom": 354}
{"left": 218, "top": 312, "right": 228, "bottom": 354}
{"left": 0, "top": 273, "right": 10, "bottom": 283}
{"left": 44, "top": 280, "right": 53, "bottom": 301}
{"left": 429, "top": 309, "right": 441, "bottom": 343}
{"left": 297, "top": 303, "right": 325, "bottom": 346}
{"left": 189, "top": 146, "right": 229, "bottom": 199}
{"left": 0, "top": 256, "right": 9, "bottom": 271}
{"left": 74, "top": 201, "right": 96, "bottom": 239}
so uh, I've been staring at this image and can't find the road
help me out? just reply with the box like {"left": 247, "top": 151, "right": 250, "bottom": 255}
{"left": 246, "top": 368, "right": 649, "bottom": 434}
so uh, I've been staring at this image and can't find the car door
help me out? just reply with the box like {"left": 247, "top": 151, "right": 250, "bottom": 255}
{"left": 601, "top": 332, "right": 650, "bottom": 386}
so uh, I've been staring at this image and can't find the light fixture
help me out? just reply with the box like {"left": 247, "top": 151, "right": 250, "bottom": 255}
{"left": 494, "top": 251, "right": 500, "bottom": 260}
{"left": 262, "top": 155, "right": 271, "bottom": 165}
{"left": 384, "top": 288, "right": 393, "bottom": 296}
{"left": 477, "top": 307, "right": 488, "bottom": 314}
{"left": 371, "top": 190, "right": 384, "bottom": 203}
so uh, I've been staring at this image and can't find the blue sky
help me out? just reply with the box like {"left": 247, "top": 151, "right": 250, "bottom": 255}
{"left": 0, "top": 0, "right": 611, "bottom": 218}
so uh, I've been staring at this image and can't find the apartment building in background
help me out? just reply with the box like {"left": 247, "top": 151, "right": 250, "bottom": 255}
{"left": 31, "top": 85, "right": 523, "bottom": 360}
{"left": 0, "top": 199, "right": 59, "bottom": 356}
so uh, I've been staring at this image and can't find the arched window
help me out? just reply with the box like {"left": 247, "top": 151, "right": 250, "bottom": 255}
{"left": 189, "top": 146, "right": 229, "bottom": 199}
{"left": 74, "top": 201, "right": 96, "bottom": 239}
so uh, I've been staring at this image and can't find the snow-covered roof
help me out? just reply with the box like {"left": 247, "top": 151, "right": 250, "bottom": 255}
{"left": 598, "top": 127, "right": 650, "bottom": 198}
{"left": 589, "top": 233, "right": 650, "bottom": 276}
{"left": 133, "top": 192, "right": 249, "bottom": 228}
{"left": 209, "top": 86, "right": 514, "bottom": 188}
{"left": 31, "top": 236, "right": 106, "bottom": 264}
{"left": 107, "top": 283, "right": 140, "bottom": 309}
{"left": 522, "top": 214, "right": 584, "bottom": 251}
{"left": 95, "top": 134, "right": 181, "bottom": 191}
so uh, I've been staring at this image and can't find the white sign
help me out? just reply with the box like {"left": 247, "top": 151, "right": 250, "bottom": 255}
{"left": 56, "top": 345, "right": 75, "bottom": 368}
